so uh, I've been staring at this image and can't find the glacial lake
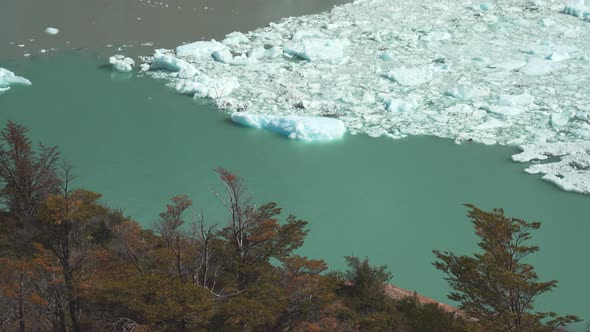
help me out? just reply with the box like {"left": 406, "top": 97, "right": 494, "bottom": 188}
{"left": 1, "top": 53, "right": 589, "bottom": 328}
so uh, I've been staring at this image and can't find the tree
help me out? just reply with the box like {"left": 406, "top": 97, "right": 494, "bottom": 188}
{"left": 0, "top": 121, "right": 60, "bottom": 220}
{"left": 37, "top": 188, "right": 107, "bottom": 332}
{"left": 433, "top": 204, "right": 580, "bottom": 331}
{"left": 213, "top": 168, "right": 309, "bottom": 288}
{"left": 155, "top": 194, "right": 192, "bottom": 283}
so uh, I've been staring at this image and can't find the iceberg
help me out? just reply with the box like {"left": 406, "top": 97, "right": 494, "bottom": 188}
{"left": 0, "top": 68, "right": 32, "bottom": 93}
{"left": 109, "top": 55, "right": 135, "bottom": 72}
{"left": 141, "top": 0, "right": 590, "bottom": 193}
{"left": 231, "top": 113, "right": 346, "bottom": 141}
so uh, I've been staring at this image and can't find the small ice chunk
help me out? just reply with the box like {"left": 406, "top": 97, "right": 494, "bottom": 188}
{"left": 222, "top": 32, "right": 249, "bottom": 46}
{"left": 380, "top": 52, "right": 394, "bottom": 61}
{"left": 497, "top": 93, "right": 535, "bottom": 107}
{"left": 231, "top": 113, "right": 346, "bottom": 141}
{"left": 521, "top": 59, "right": 563, "bottom": 76}
{"left": 446, "top": 85, "right": 489, "bottom": 100}
{"left": 45, "top": 27, "right": 60, "bottom": 35}
{"left": 420, "top": 31, "right": 451, "bottom": 42}
{"left": 551, "top": 111, "right": 573, "bottom": 127}
{"left": 150, "top": 49, "right": 198, "bottom": 77}
{"left": 253, "top": 32, "right": 284, "bottom": 46}
{"left": 474, "top": 117, "right": 510, "bottom": 130}
{"left": 488, "top": 60, "right": 527, "bottom": 71}
{"left": 176, "top": 76, "right": 239, "bottom": 98}
{"left": 212, "top": 49, "right": 233, "bottom": 63}
{"left": 384, "top": 95, "right": 420, "bottom": 112}
{"left": 175, "top": 40, "right": 227, "bottom": 58}
{"left": 480, "top": 3, "right": 493, "bottom": 11}
{"left": 283, "top": 38, "right": 349, "bottom": 64}
{"left": 385, "top": 67, "right": 433, "bottom": 86}
{"left": 0, "top": 68, "right": 32, "bottom": 93}
{"left": 109, "top": 55, "right": 135, "bottom": 72}
{"left": 546, "top": 52, "right": 570, "bottom": 62}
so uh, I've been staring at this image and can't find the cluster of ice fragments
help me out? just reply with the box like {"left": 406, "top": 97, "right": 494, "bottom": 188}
{"left": 109, "top": 55, "right": 135, "bottom": 73}
{"left": 0, "top": 68, "right": 32, "bottom": 93}
{"left": 140, "top": 0, "right": 590, "bottom": 194}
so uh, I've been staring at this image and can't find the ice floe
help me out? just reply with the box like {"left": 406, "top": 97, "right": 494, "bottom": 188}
{"left": 512, "top": 142, "right": 590, "bottom": 194}
{"left": 231, "top": 113, "right": 346, "bottom": 141}
{"left": 0, "top": 68, "right": 32, "bottom": 93}
{"left": 109, "top": 55, "right": 135, "bottom": 73}
{"left": 141, "top": 0, "right": 590, "bottom": 194}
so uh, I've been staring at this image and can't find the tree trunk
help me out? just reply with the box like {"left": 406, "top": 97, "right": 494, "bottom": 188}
{"left": 19, "top": 270, "right": 25, "bottom": 332}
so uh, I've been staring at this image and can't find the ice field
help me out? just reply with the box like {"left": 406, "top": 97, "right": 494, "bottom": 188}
{"left": 138, "top": 0, "right": 589, "bottom": 193}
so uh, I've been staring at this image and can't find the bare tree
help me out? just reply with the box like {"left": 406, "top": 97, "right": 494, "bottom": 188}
{"left": 155, "top": 194, "right": 192, "bottom": 283}
{"left": 212, "top": 168, "right": 255, "bottom": 262}
{"left": 0, "top": 121, "right": 61, "bottom": 220}
{"left": 191, "top": 214, "right": 220, "bottom": 293}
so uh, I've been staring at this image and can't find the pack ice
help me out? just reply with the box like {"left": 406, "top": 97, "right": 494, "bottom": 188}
{"left": 0, "top": 68, "right": 32, "bottom": 93}
{"left": 142, "top": 0, "right": 590, "bottom": 194}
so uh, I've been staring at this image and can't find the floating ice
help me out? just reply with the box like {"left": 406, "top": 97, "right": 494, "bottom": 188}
{"left": 45, "top": 27, "right": 60, "bottom": 35}
{"left": 0, "top": 68, "right": 32, "bottom": 93}
{"left": 142, "top": 0, "right": 590, "bottom": 193}
{"left": 284, "top": 38, "right": 349, "bottom": 64}
{"left": 109, "top": 55, "right": 135, "bottom": 72}
{"left": 231, "top": 113, "right": 346, "bottom": 141}
{"left": 150, "top": 49, "right": 198, "bottom": 77}
{"left": 176, "top": 76, "right": 239, "bottom": 99}
{"left": 175, "top": 40, "right": 228, "bottom": 58}
{"left": 512, "top": 142, "right": 590, "bottom": 194}
{"left": 385, "top": 67, "right": 433, "bottom": 86}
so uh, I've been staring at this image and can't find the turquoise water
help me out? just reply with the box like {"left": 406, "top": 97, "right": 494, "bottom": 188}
{"left": 1, "top": 54, "right": 589, "bottom": 327}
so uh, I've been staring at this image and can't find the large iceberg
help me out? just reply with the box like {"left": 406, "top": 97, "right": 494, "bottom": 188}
{"left": 231, "top": 113, "right": 346, "bottom": 141}
{"left": 0, "top": 68, "right": 32, "bottom": 93}
{"left": 142, "top": 0, "right": 590, "bottom": 193}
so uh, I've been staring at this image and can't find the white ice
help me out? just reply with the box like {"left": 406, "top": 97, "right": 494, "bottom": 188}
{"left": 141, "top": 0, "right": 590, "bottom": 194}
{"left": 0, "top": 68, "right": 32, "bottom": 93}
{"left": 175, "top": 40, "right": 228, "bottom": 58}
{"left": 109, "top": 55, "right": 135, "bottom": 72}
{"left": 231, "top": 113, "right": 346, "bottom": 141}
{"left": 176, "top": 75, "right": 239, "bottom": 99}
{"left": 45, "top": 27, "right": 60, "bottom": 35}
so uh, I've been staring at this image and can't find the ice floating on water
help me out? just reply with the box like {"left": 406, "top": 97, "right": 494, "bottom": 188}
{"left": 385, "top": 67, "right": 433, "bottom": 86}
{"left": 175, "top": 40, "right": 227, "bottom": 58}
{"left": 142, "top": 0, "right": 590, "bottom": 193}
{"left": 176, "top": 75, "right": 239, "bottom": 99}
{"left": 150, "top": 49, "right": 198, "bottom": 77}
{"left": 109, "top": 55, "right": 135, "bottom": 72}
{"left": 0, "top": 68, "right": 32, "bottom": 93}
{"left": 231, "top": 113, "right": 346, "bottom": 141}
{"left": 512, "top": 142, "right": 590, "bottom": 194}
{"left": 283, "top": 38, "right": 349, "bottom": 64}
{"left": 45, "top": 27, "right": 60, "bottom": 35}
